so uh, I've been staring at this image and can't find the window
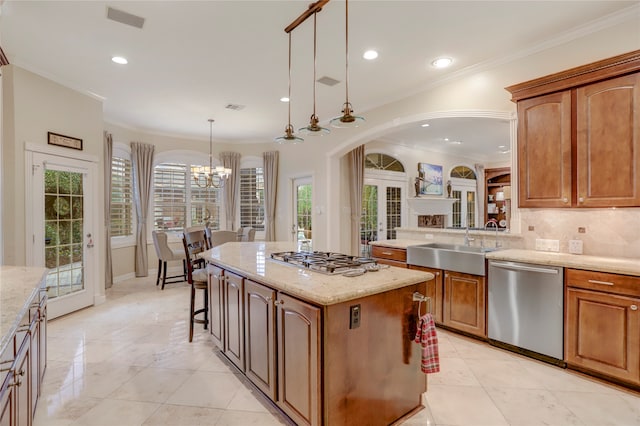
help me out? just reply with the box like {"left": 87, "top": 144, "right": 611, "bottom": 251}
{"left": 365, "top": 153, "right": 405, "bottom": 172}
{"left": 110, "top": 156, "right": 133, "bottom": 237}
{"left": 153, "top": 160, "right": 222, "bottom": 232}
{"left": 239, "top": 167, "right": 265, "bottom": 231}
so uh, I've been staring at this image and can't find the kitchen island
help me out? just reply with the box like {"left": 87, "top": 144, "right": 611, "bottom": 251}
{"left": 200, "top": 242, "right": 434, "bottom": 426}
{"left": 0, "top": 266, "right": 48, "bottom": 426}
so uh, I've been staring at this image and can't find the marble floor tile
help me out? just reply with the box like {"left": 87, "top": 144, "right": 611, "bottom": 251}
{"left": 424, "top": 384, "right": 509, "bottom": 426}
{"left": 165, "top": 370, "right": 245, "bottom": 409}
{"left": 486, "top": 386, "right": 584, "bottom": 426}
{"left": 70, "top": 398, "right": 160, "bottom": 426}
{"left": 553, "top": 391, "right": 640, "bottom": 426}
{"left": 466, "top": 358, "right": 547, "bottom": 389}
{"left": 108, "top": 367, "right": 193, "bottom": 403}
{"left": 426, "top": 356, "right": 481, "bottom": 387}
{"left": 141, "top": 404, "right": 225, "bottom": 425}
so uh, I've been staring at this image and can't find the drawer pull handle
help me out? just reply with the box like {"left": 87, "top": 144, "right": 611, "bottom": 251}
{"left": 631, "top": 305, "right": 638, "bottom": 311}
{"left": 587, "top": 279, "right": 614, "bottom": 286}
{"left": 274, "top": 300, "right": 284, "bottom": 305}
{"left": 381, "top": 251, "right": 392, "bottom": 255}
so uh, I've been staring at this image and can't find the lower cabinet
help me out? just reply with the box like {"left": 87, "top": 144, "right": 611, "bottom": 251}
{"left": 408, "top": 265, "right": 443, "bottom": 324}
{"left": 565, "top": 269, "right": 640, "bottom": 385}
{"left": 276, "top": 293, "right": 320, "bottom": 426}
{"left": 0, "top": 373, "right": 15, "bottom": 426}
{"left": 244, "top": 280, "right": 276, "bottom": 401}
{"left": 207, "top": 265, "right": 225, "bottom": 350}
{"left": 371, "top": 246, "right": 407, "bottom": 268}
{"left": 224, "top": 271, "right": 245, "bottom": 371}
{"left": 443, "top": 271, "right": 486, "bottom": 337}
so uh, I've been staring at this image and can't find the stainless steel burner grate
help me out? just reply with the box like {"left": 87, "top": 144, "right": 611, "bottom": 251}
{"left": 270, "top": 251, "right": 377, "bottom": 274}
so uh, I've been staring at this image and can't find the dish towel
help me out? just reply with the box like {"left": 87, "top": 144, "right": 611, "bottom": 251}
{"left": 414, "top": 313, "right": 440, "bottom": 373}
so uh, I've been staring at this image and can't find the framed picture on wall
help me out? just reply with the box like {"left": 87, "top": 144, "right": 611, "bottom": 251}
{"left": 47, "top": 132, "right": 83, "bottom": 150}
{"left": 418, "top": 163, "right": 443, "bottom": 195}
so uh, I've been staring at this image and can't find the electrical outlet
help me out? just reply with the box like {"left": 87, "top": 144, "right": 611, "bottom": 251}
{"left": 569, "top": 239, "right": 583, "bottom": 255}
{"left": 349, "top": 304, "right": 361, "bottom": 329}
{"left": 535, "top": 238, "right": 560, "bottom": 252}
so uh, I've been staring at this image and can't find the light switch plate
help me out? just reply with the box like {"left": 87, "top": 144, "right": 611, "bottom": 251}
{"left": 569, "top": 239, "right": 583, "bottom": 255}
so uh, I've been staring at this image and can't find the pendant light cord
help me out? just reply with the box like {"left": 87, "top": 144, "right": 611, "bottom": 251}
{"left": 312, "top": 11, "right": 317, "bottom": 117}
{"left": 287, "top": 32, "right": 292, "bottom": 130}
{"left": 208, "top": 119, "right": 214, "bottom": 170}
{"left": 344, "top": 0, "right": 349, "bottom": 106}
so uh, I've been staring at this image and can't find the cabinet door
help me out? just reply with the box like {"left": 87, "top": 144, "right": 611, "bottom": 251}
{"left": 0, "top": 373, "right": 15, "bottom": 426}
{"left": 244, "top": 280, "right": 276, "bottom": 401}
{"left": 443, "top": 271, "right": 486, "bottom": 337}
{"left": 29, "top": 313, "right": 39, "bottom": 418}
{"left": 576, "top": 73, "right": 640, "bottom": 207}
{"left": 207, "top": 265, "right": 225, "bottom": 350}
{"left": 224, "top": 271, "right": 244, "bottom": 371}
{"left": 408, "top": 265, "right": 443, "bottom": 324}
{"left": 517, "top": 91, "right": 572, "bottom": 207}
{"left": 566, "top": 288, "right": 640, "bottom": 385}
{"left": 277, "top": 293, "right": 321, "bottom": 426}
{"left": 14, "top": 337, "right": 31, "bottom": 426}
{"left": 38, "top": 296, "right": 47, "bottom": 387}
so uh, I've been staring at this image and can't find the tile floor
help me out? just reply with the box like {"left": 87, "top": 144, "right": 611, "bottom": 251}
{"left": 34, "top": 275, "right": 640, "bottom": 426}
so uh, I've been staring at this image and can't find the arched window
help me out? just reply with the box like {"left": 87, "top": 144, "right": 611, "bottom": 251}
{"left": 450, "top": 166, "right": 477, "bottom": 228}
{"left": 365, "top": 153, "right": 405, "bottom": 172}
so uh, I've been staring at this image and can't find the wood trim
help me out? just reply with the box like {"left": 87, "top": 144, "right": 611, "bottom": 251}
{"left": 506, "top": 49, "right": 640, "bottom": 101}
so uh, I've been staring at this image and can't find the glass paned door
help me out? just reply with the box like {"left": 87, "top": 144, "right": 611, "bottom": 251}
{"left": 30, "top": 152, "right": 96, "bottom": 319}
{"left": 360, "top": 178, "right": 404, "bottom": 257}
{"left": 44, "top": 169, "right": 85, "bottom": 298}
{"left": 293, "top": 177, "right": 312, "bottom": 251}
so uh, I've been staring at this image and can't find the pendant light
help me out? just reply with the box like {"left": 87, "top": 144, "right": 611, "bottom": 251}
{"left": 330, "top": 0, "right": 364, "bottom": 128}
{"left": 192, "top": 119, "right": 232, "bottom": 188}
{"left": 299, "top": 11, "right": 330, "bottom": 136}
{"left": 275, "top": 32, "right": 304, "bottom": 144}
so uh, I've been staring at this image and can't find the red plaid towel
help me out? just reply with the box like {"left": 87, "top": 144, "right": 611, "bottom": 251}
{"left": 414, "top": 313, "right": 440, "bottom": 373}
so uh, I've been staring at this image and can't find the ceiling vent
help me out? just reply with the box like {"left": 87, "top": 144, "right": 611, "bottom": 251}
{"left": 317, "top": 76, "right": 340, "bottom": 87}
{"left": 225, "top": 104, "right": 246, "bottom": 111}
{"left": 107, "top": 7, "right": 145, "bottom": 29}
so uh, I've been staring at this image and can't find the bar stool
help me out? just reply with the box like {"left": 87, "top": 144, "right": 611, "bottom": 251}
{"left": 151, "top": 231, "right": 187, "bottom": 290}
{"left": 182, "top": 229, "right": 209, "bottom": 342}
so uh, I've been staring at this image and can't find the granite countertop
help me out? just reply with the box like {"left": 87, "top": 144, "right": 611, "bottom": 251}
{"left": 1, "top": 266, "right": 48, "bottom": 357}
{"left": 200, "top": 242, "right": 434, "bottom": 306}
{"left": 370, "top": 240, "right": 640, "bottom": 277}
{"left": 485, "top": 249, "right": 640, "bottom": 277}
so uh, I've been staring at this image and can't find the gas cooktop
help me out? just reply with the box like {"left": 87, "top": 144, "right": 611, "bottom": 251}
{"left": 270, "top": 251, "right": 378, "bottom": 275}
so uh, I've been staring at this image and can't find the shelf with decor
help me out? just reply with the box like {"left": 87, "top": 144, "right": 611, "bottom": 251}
{"left": 485, "top": 167, "right": 511, "bottom": 228}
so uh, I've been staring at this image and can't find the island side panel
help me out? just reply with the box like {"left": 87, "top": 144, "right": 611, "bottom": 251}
{"left": 323, "top": 281, "right": 428, "bottom": 425}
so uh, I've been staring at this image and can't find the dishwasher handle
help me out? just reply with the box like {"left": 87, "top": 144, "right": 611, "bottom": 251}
{"left": 490, "top": 261, "right": 560, "bottom": 275}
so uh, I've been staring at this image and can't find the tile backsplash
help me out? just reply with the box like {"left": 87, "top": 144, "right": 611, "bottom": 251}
{"left": 519, "top": 208, "right": 640, "bottom": 259}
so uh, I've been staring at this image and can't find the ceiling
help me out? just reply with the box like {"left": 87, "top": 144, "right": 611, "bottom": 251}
{"left": 1, "top": 1, "right": 638, "bottom": 155}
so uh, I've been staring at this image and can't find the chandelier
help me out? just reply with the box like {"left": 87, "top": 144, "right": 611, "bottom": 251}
{"left": 191, "top": 119, "right": 232, "bottom": 188}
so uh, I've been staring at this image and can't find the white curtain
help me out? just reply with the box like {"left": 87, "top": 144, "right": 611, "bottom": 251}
{"left": 348, "top": 145, "right": 365, "bottom": 256}
{"left": 263, "top": 151, "right": 279, "bottom": 241}
{"left": 475, "top": 163, "right": 485, "bottom": 226}
{"left": 131, "top": 142, "right": 155, "bottom": 277}
{"left": 104, "top": 132, "right": 113, "bottom": 289}
{"left": 220, "top": 152, "right": 241, "bottom": 230}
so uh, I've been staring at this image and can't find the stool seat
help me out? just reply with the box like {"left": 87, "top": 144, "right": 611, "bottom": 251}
{"left": 152, "top": 231, "right": 187, "bottom": 289}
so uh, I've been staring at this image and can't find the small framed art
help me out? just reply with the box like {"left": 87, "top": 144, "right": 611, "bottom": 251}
{"left": 48, "top": 132, "right": 83, "bottom": 150}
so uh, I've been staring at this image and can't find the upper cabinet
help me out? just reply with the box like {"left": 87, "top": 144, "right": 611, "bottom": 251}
{"left": 507, "top": 50, "right": 640, "bottom": 208}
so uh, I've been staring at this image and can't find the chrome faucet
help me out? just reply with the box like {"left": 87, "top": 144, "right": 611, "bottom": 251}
{"left": 464, "top": 226, "right": 475, "bottom": 246}
{"left": 484, "top": 219, "right": 501, "bottom": 248}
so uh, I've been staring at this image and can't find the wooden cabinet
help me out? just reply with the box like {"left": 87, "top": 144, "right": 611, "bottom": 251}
{"left": 408, "top": 265, "right": 443, "bottom": 324}
{"left": 207, "top": 264, "right": 225, "bottom": 350}
{"left": 0, "top": 373, "right": 15, "bottom": 426}
{"left": 517, "top": 91, "right": 572, "bottom": 207}
{"left": 508, "top": 51, "right": 640, "bottom": 208}
{"left": 244, "top": 280, "right": 277, "bottom": 401}
{"left": 575, "top": 73, "right": 640, "bottom": 207}
{"left": 223, "top": 271, "right": 245, "bottom": 371}
{"left": 276, "top": 293, "right": 321, "bottom": 426}
{"left": 371, "top": 245, "right": 407, "bottom": 268}
{"left": 443, "top": 271, "right": 486, "bottom": 337}
{"left": 565, "top": 269, "right": 640, "bottom": 386}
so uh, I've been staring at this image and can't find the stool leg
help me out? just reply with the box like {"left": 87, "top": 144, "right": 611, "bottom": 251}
{"left": 189, "top": 284, "right": 195, "bottom": 342}
{"left": 161, "top": 261, "right": 168, "bottom": 290}
{"left": 203, "top": 287, "right": 209, "bottom": 330}
{"left": 183, "top": 259, "right": 187, "bottom": 281}
{"left": 156, "top": 259, "right": 162, "bottom": 286}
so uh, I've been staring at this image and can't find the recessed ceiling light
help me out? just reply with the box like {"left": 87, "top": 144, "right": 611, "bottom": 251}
{"left": 111, "top": 56, "right": 128, "bottom": 65}
{"left": 421, "top": 123, "right": 430, "bottom": 127}
{"left": 280, "top": 97, "right": 289, "bottom": 103}
{"left": 448, "top": 140, "right": 463, "bottom": 145}
{"left": 431, "top": 57, "right": 452, "bottom": 68}
{"left": 363, "top": 50, "right": 378, "bottom": 60}
{"left": 498, "top": 145, "right": 506, "bottom": 149}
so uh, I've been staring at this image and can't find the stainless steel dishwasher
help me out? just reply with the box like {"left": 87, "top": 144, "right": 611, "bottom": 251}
{"left": 488, "top": 260, "right": 564, "bottom": 362}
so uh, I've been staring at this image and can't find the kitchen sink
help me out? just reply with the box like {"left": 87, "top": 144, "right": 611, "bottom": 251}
{"left": 406, "top": 242, "right": 499, "bottom": 276}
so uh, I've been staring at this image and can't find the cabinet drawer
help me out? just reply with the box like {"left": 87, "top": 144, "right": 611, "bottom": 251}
{"left": 566, "top": 269, "right": 640, "bottom": 297}
{"left": 371, "top": 246, "right": 406, "bottom": 262}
